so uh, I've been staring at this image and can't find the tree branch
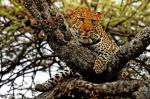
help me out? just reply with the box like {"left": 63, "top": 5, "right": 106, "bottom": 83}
{"left": 103, "top": 27, "right": 150, "bottom": 81}
{"left": 35, "top": 79, "right": 150, "bottom": 99}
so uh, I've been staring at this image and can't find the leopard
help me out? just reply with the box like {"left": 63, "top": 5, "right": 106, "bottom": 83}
{"left": 35, "top": 7, "right": 118, "bottom": 92}
{"left": 66, "top": 7, "right": 118, "bottom": 74}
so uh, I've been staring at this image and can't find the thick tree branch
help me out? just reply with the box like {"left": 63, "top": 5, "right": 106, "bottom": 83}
{"left": 35, "top": 79, "right": 150, "bottom": 99}
{"left": 103, "top": 27, "right": 150, "bottom": 81}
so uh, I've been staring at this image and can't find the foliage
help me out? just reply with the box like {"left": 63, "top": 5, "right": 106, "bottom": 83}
{"left": 0, "top": 0, "right": 150, "bottom": 98}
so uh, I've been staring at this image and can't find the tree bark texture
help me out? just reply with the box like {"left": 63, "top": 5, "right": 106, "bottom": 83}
{"left": 35, "top": 79, "right": 150, "bottom": 99}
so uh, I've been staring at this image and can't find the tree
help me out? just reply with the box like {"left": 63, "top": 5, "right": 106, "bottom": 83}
{"left": 0, "top": 0, "right": 150, "bottom": 98}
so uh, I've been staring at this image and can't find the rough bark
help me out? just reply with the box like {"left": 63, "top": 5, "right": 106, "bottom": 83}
{"left": 19, "top": 0, "right": 150, "bottom": 98}
{"left": 103, "top": 27, "right": 150, "bottom": 81}
{"left": 34, "top": 79, "right": 150, "bottom": 99}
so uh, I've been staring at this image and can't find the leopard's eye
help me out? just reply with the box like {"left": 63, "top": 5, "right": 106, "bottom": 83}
{"left": 91, "top": 20, "right": 96, "bottom": 23}
{"left": 79, "top": 18, "right": 84, "bottom": 21}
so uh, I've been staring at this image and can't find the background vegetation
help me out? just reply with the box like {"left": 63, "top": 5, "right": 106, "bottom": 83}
{"left": 0, "top": 0, "right": 150, "bottom": 98}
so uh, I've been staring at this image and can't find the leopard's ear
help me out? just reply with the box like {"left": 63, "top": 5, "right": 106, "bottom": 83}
{"left": 95, "top": 12, "right": 104, "bottom": 20}
{"left": 66, "top": 9, "right": 74, "bottom": 16}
